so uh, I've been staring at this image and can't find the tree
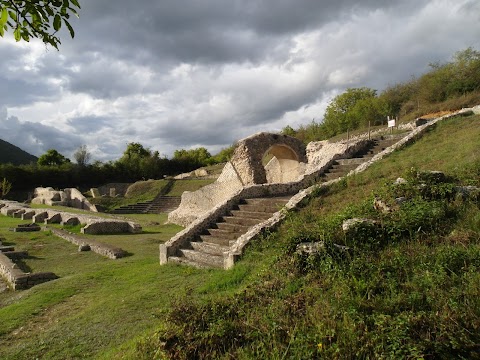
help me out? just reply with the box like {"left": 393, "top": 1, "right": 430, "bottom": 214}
{"left": 121, "top": 142, "right": 151, "bottom": 160}
{"left": 323, "top": 87, "right": 377, "bottom": 136}
{"left": 0, "top": 0, "right": 80, "bottom": 49}
{"left": 0, "top": 177, "right": 11, "bottom": 198}
{"left": 173, "top": 147, "right": 212, "bottom": 166}
{"left": 37, "top": 149, "right": 70, "bottom": 166}
{"left": 73, "top": 144, "right": 91, "bottom": 166}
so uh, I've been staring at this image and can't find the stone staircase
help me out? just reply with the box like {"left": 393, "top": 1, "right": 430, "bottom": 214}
{"left": 112, "top": 196, "right": 181, "bottom": 214}
{"left": 166, "top": 136, "right": 402, "bottom": 268}
{"left": 321, "top": 137, "right": 398, "bottom": 181}
{"left": 145, "top": 196, "right": 181, "bottom": 214}
{"left": 168, "top": 196, "right": 291, "bottom": 268}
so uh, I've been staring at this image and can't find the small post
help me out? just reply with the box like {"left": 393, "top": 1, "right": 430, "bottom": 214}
{"left": 368, "top": 121, "right": 371, "bottom": 140}
{"left": 347, "top": 128, "right": 350, "bottom": 141}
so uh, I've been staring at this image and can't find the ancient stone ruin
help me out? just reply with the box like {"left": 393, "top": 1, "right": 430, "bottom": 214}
{"left": 31, "top": 187, "right": 98, "bottom": 212}
{"left": 168, "top": 132, "right": 368, "bottom": 226}
{"left": 0, "top": 200, "right": 141, "bottom": 235}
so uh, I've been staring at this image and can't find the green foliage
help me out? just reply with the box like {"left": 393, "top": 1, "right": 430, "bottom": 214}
{"left": 173, "top": 147, "right": 212, "bottom": 168}
{"left": 323, "top": 87, "right": 378, "bottom": 136}
{"left": 283, "top": 47, "right": 480, "bottom": 142}
{"left": 0, "top": 177, "right": 12, "bottom": 198}
{"left": 73, "top": 144, "right": 91, "bottom": 167}
{"left": 0, "top": 0, "right": 80, "bottom": 49}
{"left": 116, "top": 142, "right": 169, "bottom": 181}
{"left": 208, "top": 145, "right": 235, "bottom": 164}
{"left": 37, "top": 149, "right": 70, "bottom": 166}
{"left": 147, "top": 172, "right": 480, "bottom": 359}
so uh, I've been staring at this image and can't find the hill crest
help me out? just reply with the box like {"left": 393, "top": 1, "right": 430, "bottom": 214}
{"left": 0, "top": 138, "right": 37, "bottom": 165}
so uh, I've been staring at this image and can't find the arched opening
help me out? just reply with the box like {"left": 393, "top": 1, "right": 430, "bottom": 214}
{"left": 262, "top": 145, "right": 304, "bottom": 184}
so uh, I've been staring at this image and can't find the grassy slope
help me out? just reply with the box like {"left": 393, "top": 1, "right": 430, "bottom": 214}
{"left": 0, "top": 115, "right": 478, "bottom": 359}
{"left": 89, "top": 178, "right": 216, "bottom": 212}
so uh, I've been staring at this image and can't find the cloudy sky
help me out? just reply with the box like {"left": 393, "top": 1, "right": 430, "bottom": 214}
{"left": 1, "top": 0, "right": 479, "bottom": 161}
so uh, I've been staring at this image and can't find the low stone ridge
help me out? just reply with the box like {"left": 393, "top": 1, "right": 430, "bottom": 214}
{"left": 10, "top": 223, "right": 41, "bottom": 232}
{"left": 0, "top": 250, "right": 57, "bottom": 290}
{"left": 48, "top": 228, "right": 128, "bottom": 259}
{"left": 0, "top": 201, "right": 142, "bottom": 235}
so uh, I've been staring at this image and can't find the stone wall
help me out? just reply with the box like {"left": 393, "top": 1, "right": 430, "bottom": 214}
{"left": 49, "top": 228, "right": 127, "bottom": 259}
{"left": 0, "top": 252, "right": 57, "bottom": 290}
{"left": 168, "top": 162, "right": 244, "bottom": 226}
{"left": 97, "top": 183, "right": 131, "bottom": 197}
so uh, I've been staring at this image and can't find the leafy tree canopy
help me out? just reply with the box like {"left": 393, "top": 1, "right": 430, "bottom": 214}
{"left": 323, "top": 87, "right": 377, "bottom": 136}
{"left": 0, "top": 0, "right": 80, "bottom": 49}
{"left": 73, "top": 144, "right": 91, "bottom": 166}
{"left": 121, "top": 142, "right": 151, "bottom": 160}
{"left": 173, "top": 147, "right": 212, "bottom": 166}
{"left": 37, "top": 149, "right": 70, "bottom": 166}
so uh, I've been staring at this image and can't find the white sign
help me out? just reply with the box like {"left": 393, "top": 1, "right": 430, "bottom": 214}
{"left": 388, "top": 117, "right": 396, "bottom": 128}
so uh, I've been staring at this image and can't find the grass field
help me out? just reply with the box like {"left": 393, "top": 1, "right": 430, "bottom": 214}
{"left": 0, "top": 114, "right": 479, "bottom": 359}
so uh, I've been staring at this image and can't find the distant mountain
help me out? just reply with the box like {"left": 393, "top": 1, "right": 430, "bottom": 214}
{"left": 0, "top": 138, "right": 38, "bottom": 165}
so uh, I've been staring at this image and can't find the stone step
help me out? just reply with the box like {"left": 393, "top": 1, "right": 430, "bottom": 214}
{"left": 237, "top": 204, "right": 283, "bottom": 213}
{"left": 243, "top": 197, "right": 290, "bottom": 206}
{"left": 178, "top": 249, "right": 224, "bottom": 268}
{"left": 3, "top": 251, "right": 28, "bottom": 259}
{"left": 0, "top": 245, "right": 15, "bottom": 252}
{"left": 229, "top": 210, "right": 273, "bottom": 220}
{"left": 330, "top": 162, "right": 358, "bottom": 171}
{"left": 191, "top": 241, "right": 229, "bottom": 256}
{"left": 215, "top": 222, "right": 250, "bottom": 233}
{"left": 336, "top": 158, "right": 367, "bottom": 165}
{"left": 326, "top": 165, "right": 357, "bottom": 174}
{"left": 198, "top": 235, "right": 233, "bottom": 246}
{"left": 222, "top": 216, "right": 263, "bottom": 227}
{"left": 168, "top": 256, "right": 212, "bottom": 268}
{"left": 206, "top": 228, "right": 243, "bottom": 240}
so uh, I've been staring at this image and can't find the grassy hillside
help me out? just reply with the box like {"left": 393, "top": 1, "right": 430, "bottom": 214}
{"left": 89, "top": 178, "right": 216, "bottom": 212}
{"left": 0, "top": 114, "right": 478, "bottom": 359}
{"left": 0, "top": 139, "right": 37, "bottom": 165}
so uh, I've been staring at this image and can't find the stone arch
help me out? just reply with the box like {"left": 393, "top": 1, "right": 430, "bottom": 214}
{"left": 230, "top": 132, "right": 307, "bottom": 185}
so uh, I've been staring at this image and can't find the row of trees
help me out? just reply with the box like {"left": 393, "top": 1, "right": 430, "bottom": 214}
{"left": 0, "top": 142, "right": 235, "bottom": 195}
{"left": 285, "top": 48, "right": 480, "bottom": 142}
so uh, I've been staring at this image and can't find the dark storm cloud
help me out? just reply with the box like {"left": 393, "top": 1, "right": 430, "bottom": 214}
{"left": 70, "top": 0, "right": 424, "bottom": 65}
{"left": 66, "top": 115, "right": 113, "bottom": 133}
